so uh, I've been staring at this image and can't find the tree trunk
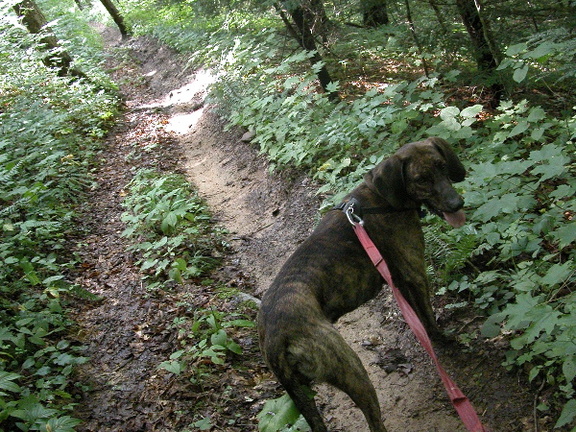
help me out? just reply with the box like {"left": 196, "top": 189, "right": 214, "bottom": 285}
{"left": 278, "top": 1, "right": 339, "bottom": 101}
{"left": 427, "top": 0, "right": 448, "bottom": 34}
{"left": 455, "top": 0, "right": 503, "bottom": 103}
{"left": 362, "top": 0, "right": 389, "bottom": 27}
{"left": 99, "top": 0, "right": 131, "bottom": 40}
{"left": 308, "top": 0, "right": 331, "bottom": 43}
{"left": 13, "top": 0, "right": 82, "bottom": 77}
{"left": 404, "top": 0, "right": 429, "bottom": 76}
{"left": 455, "top": 0, "right": 496, "bottom": 71}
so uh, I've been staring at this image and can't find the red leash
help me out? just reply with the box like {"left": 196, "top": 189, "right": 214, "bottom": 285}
{"left": 344, "top": 203, "right": 487, "bottom": 432}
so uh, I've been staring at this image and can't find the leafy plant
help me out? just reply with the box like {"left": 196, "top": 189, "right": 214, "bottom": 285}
{"left": 213, "top": 35, "right": 465, "bottom": 207}
{"left": 159, "top": 309, "right": 254, "bottom": 382}
{"left": 498, "top": 27, "right": 576, "bottom": 84}
{"left": 120, "top": 169, "right": 225, "bottom": 288}
{"left": 443, "top": 101, "right": 576, "bottom": 425}
{"left": 258, "top": 393, "right": 311, "bottom": 432}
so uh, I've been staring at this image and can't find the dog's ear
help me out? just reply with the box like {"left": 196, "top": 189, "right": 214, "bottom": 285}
{"left": 428, "top": 137, "right": 466, "bottom": 182}
{"left": 364, "top": 155, "right": 408, "bottom": 208}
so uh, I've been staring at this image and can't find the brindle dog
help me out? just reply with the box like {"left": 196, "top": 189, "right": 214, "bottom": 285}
{"left": 258, "top": 137, "right": 466, "bottom": 432}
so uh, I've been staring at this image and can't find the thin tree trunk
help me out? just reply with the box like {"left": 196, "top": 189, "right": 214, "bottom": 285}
{"left": 455, "top": 0, "right": 503, "bottom": 103}
{"left": 404, "top": 0, "right": 430, "bottom": 76}
{"left": 473, "top": 0, "right": 501, "bottom": 66}
{"left": 13, "top": 0, "right": 84, "bottom": 78}
{"left": 526, "top": 0, "right": 539, "bottom": 32}
{"left": 308, "top": 0, "right": 331, "bottom": 43}
{"left": 99, "top": 0, "right": 131, "bottom": 40}
{"left": 277, "top": 1, "right": 339, "bottom": 101}
{"left": 427, "top": 0, "right": 448, "bottom": 34}
{"left": 455, "top": 0, "right": 498, "bottom": 71}
{"left": 275, "top": 4, "right": 301, "bottom": 42}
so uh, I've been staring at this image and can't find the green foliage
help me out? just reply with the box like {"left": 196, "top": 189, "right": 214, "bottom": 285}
{"left": 211, "top": 31, "right": 471, "bottom": 206}
{"left": 119, "top": 0, "right": 272, "bottom": 66}
{"left": 258, "top": 393, "right": 311, "bottom": 432}
{"left": 0, "top": 4, "right": 119, "bottom": 430}
{"left": 499, "top": 27, "right": 576, "bottom": 84}
{"left": 120, "top": 170, "right": 225, "bottom": 289}
{"left": 159, "top": 308, "right": 254, "bottom": 382}
{"left": 449, "top": 104, "right": 576, "bottom": 424}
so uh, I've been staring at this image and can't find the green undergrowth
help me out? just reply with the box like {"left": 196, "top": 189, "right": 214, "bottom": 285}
{"left": 258, "top": 393, "right": 311, "bottom": 432}
{"left": 162, "top": 294, "right": 258, "bottom": 431}
{"left": 0, "top": 5, "right": 119, "bottom": 431}
{"left": 120, "top": 169, "right": 226, "bottom": 292}
{"left": 159, "top": 303, "right": 255, "bottom": 384}
{"left": 118, "top": 169, "right": 254, "bottom": 405}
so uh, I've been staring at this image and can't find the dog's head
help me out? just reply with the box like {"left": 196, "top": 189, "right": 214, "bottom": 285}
{"left": 364, "top": 137, "right": 466, "bottom": 227}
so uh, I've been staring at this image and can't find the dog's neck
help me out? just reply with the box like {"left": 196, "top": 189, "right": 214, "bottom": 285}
{"left": 361, "top": 182, "right": 420, "bottom": 212}
{"left": 334, "top": 183, "right": 422, "bottom": 218}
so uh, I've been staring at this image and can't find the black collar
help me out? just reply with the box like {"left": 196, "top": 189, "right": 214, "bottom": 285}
{"left": 333, "top": 198, "right": 426, "bottom": 219}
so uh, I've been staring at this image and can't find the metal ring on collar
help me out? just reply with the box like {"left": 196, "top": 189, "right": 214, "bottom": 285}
{"left": 343, "top": 198, "right": 364, "bottom": 226}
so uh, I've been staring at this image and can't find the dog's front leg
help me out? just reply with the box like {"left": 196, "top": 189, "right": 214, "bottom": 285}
{"left": 382, "top": 228, "right": 440, "bottom": 336}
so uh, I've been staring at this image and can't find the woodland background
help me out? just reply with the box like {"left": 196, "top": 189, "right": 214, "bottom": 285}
{"left": 0, "top": 0, "right": 575, "bottom": 430}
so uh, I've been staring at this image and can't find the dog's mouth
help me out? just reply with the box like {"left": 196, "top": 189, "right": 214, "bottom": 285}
{"left": 425, "top": 201, "right": 466, "bottom": 228}
{"left": 442, "top": 209, "right": 466, "bottom": 228}
{"left": 423, "top": 190, "right": 466, "bottom": 228}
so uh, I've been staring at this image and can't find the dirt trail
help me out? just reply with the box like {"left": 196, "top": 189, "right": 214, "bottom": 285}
{"left": 71, "top": 28, "right": 542, "bottom": 432}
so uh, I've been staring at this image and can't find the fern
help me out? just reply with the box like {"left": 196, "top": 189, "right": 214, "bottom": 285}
{"left": 424, "top": 222, "right": 479, "bottom": 292}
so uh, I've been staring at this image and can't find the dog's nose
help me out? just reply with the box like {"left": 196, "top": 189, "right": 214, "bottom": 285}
{"left": 447, "top": 194, "right": 464, "bottom": 212}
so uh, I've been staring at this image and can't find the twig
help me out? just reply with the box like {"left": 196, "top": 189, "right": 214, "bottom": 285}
{"left": 457, "top": 315, "right": 484, "bottom": 333}
{"left": 533, "top": 379, "right": 546, "bottom": 432}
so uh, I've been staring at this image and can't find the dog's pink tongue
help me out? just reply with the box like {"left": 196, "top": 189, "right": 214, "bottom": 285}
{"left": 443, "top": 209, "right": 466, "bottom": 228}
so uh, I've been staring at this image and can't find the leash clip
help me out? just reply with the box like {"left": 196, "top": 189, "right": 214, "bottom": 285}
{"left": 343, "top": 199, "right": 364, "bottom": 226}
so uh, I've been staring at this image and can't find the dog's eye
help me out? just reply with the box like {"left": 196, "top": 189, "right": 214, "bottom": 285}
{"left": 436, "top": 161, "right": 448, "bottom": 173}
{"left": 414, "top": 175, "right": 429, "bottom": 185}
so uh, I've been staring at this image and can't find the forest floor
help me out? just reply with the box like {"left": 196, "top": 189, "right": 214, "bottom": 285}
{"left": 68, "top": 26, "right": 555, "bottom": 432}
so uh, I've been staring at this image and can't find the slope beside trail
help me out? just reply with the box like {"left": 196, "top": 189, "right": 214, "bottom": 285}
{"left": 70, "top": 27, "right": 544, "bottom": 432}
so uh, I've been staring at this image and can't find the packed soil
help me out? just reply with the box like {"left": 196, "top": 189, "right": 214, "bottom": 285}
{"left": 69, "top": 26, "right": 558, "bottom": 432}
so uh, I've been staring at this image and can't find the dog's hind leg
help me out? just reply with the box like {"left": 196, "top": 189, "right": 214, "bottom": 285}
{"left": 279, "top": 376, "right": 328, "bottom": 432}
{"left": 312, "top": 328, "right": 388, "bottom": 432}
{"left": 326, "top": 342, "right": 388, "bottom": 432}
{"left": 270, "top": 326, "right": 387, "bottom": 432}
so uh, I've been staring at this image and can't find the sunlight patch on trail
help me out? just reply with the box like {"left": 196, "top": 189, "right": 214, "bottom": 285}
{"left": 167, "top": 69, "right": 216, "bottom": 105}
{"left": 139, "top": 69, "right": 217, "bottom": 134}
{"left": 142, "top": 69, "right": 216, "bottom": 109}
{"left": 166, "top": 109, "right": 205, "bottom": 134}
